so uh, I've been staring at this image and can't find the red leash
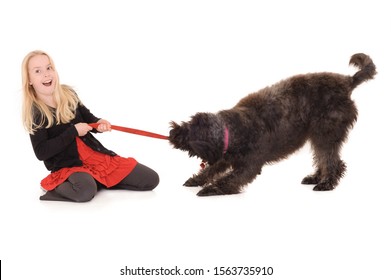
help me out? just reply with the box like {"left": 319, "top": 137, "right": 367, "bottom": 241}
{"left": 89, "top": 123, "right": 168, "bottom": 140}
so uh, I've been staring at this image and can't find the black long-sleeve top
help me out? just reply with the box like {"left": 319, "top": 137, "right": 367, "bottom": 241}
{"left": 30, "top": 103, "right": 116, "bottom": 172}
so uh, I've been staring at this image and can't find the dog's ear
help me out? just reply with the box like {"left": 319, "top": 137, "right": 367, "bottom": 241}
{"left": 189, "top": 140, "right": 221, "bottom": 164}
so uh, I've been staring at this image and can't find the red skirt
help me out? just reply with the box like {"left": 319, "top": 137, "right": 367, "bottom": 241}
{"left": 41, "top": 137, "right": 137, "bottom": 191}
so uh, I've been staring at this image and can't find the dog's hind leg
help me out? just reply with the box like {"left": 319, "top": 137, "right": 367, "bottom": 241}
{"left": 302, "top": 139, "right": 345, "bottom": 188}
{"left": 305, "top": 99, "right": 357, "bottom": 191}
{"left": 308, "top": 124, "right": 356, "bottom": 190}
{"left": 306, "top": 137, "right": 347, "bottom": 191}
{"left": 310, "top": 148, "right": 346, "bottom": 191}
{"left": 301, "top": 167, "right": 321, "bottom": 185}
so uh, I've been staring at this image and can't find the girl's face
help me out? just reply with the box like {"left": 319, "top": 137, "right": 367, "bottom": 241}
{"left": 28, "top": 54, "right": 57, "bottom": 99}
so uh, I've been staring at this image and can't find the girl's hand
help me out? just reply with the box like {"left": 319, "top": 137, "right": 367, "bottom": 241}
{"left": 97, "top": 119, "right": 112, "bottom": 132}
{"left": 75, "top": 123, "right": 93, "bottom": 136}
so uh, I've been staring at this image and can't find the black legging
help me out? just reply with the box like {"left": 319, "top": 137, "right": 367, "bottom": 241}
{"left": 40, "top": 163, "right": 159, "bottom": 202}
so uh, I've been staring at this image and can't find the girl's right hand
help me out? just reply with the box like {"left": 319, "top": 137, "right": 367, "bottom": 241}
{"left": 74, "top": 123, "right": 93, "bottom": 136}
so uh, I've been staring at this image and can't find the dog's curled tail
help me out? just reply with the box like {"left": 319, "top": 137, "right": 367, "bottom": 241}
{"left": 349, "top": 53, "right": 377, "bottom": 89}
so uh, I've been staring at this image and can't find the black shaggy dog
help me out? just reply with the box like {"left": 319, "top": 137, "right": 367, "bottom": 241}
{"left": 169, "top": 53, "right": 376, "bottom": 196}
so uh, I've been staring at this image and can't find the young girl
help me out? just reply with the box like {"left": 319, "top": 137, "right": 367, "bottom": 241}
{"left": 22, "top": 50, "right": 159, "bottom": 202}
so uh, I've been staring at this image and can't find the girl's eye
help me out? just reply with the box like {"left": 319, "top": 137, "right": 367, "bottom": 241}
{"left": 47, "top": 66, "right": 52, "bottom": 71}
{"left": 35, "top": 69, "right": 41, "bottom": 74}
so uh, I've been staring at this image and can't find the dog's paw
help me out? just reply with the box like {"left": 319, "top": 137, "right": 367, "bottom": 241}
{"left": 301, "top": 175, "right": 320, "bottom": 185}
{"left": 197, "top": 186, "right": 226, "bottom": 196}
{"left": 183, "top": 177, "right": 202, "bottom": 187}
{"left": 313, "top": 182, "right": 335, "bottom": 191}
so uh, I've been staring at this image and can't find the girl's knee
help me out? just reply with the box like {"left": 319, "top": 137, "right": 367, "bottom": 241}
{"left": 56, "top": 173, "right": 98, "bottom": 202}
{"left": 118, "top": 164, "right": 160, "bottom": 191}
{"left": 146, "top": 170, "right": 160, "bottom": 190}
{"left": 73, "top": 185, "right": 97, "bottom": 202}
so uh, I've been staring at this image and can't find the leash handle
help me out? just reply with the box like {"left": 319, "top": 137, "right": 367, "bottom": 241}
{"left": 89, "top": 123, "right": 168, "bottom": 140}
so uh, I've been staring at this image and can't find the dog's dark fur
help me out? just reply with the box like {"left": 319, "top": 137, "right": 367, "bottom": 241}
{"left": 169, "top": 53, "right": 376, "bottom": 196}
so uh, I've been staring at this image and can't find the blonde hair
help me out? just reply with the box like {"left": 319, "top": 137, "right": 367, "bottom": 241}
{"left": 21, "top": 50, "right": 80, "bottom": 134}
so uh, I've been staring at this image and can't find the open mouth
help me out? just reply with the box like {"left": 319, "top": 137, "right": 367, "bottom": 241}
{"left": 42, "top": 79, "right": 52, "bottom": 87}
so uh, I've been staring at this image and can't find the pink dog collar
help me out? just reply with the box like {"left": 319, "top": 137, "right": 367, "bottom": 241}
{"left": 223, "top": 126, "right": 229, "bottom": 154}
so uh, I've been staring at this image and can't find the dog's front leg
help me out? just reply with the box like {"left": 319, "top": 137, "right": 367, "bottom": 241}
{"left": 197, "top": 161, "right": 262, "bottom": 196}
{"left": 184, "top": 160, "right": 231, "bottom": 187}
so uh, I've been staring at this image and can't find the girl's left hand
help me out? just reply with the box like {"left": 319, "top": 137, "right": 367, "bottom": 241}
{"left": 97, "top": 119, "right": 112, "bottom": 132}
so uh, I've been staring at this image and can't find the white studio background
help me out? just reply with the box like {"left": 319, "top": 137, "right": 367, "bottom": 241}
{"left": 1, "top": 1, "right": 390, "bottom": 279}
